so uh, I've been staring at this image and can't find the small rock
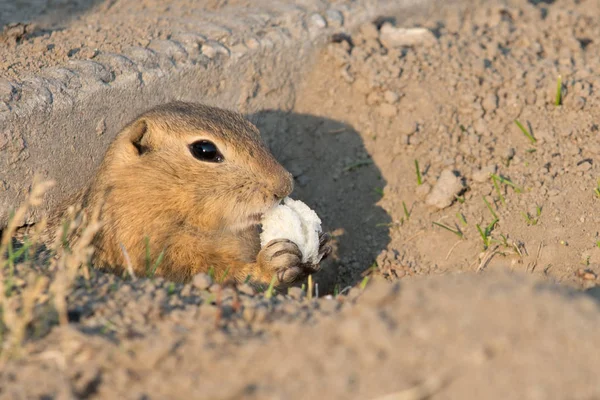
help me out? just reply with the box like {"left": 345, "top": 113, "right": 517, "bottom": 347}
{"left": 353, "top": 78, "right": 371, "bottom": 94}
{"left": 377, "top": 103, "right": 397, "bottom": 118}
{"left": 415, "top": 182, "right": 432, "bottom": 200}
{"left": 576, "top": 268, "right": 597, "bottom": 281}
{"left": 472, "top": 165, "right": 497, "bottom": 183}
{"left": 359, "top": 23, "right": 379, "bottom": 40}
{"left": 504, "top": 148, "right": 516, "bottom": 161}
{"left": 319, "top": 299, "right": 340, "bottom": 314}
{"left": 245, "top": 37, "right": 261, "bottom": 50}
{"left": 577, "top": 160, "right": 592, "bottom": 172}
{"left": 573, "top": 96, "right": 586, "bottom": 110}
{"left": 366, "top": 91, "right": 382, "bottom": 106}
{"left": 383, "top": 90, "right": 400, "bottom": 104}
{"left": 96, "top": 118, "right": 106, "bottom": 136}
{"left": 1, "top": 23, "right": 29, "bottom": 46}
{"left": 242, "top": 306, "right": 255, "bottom": 322}
{"left": 0, "top": 79, "right": 16, "bottom": 102}
{"left": 192, "top": 273, "right": 212, "bottom": 290}
{"left": 287, "top": 286, "right": 305, "bottom": 300}
{"left": 325, "top": 10, "right": 344, "bottom": 28}
{"left": 482, "top": 94, "right": 498, "bottom": 112}
{"left": 253, "top": 305, "right": 269, "bottom": 323}
{"left": 208, "top": 283, "right": 222, "bottom": 293}
{"left": 426, "top": 169, "right": 465, "bottom": 209}
{"left": 340, "top": 65, "right": 354, "bottom": 83}
{"left": 309, "top": 14, "right": 327, "bottom": 29}
{"left": 379, "top": 23, "right": 437, "bottom": 49}
{"left": 398, "top": 119, "right": 417, "bottom": 135}
{"left": 201, "top": 41, "right": 230, "bottom": 59}
{"left": 238, "top": 283, "right": 255, "bottom": 296}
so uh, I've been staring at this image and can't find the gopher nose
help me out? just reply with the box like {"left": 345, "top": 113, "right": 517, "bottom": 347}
{"left": 273, "top": 171, "right": 294, "bottom": 201}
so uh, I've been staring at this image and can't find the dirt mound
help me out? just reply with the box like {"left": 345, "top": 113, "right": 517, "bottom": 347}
{"left": 2, "top": 271, "right": 600, "bottom": 399}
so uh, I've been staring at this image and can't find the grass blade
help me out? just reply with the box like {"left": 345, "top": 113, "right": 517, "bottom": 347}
{"left": 482, "top": 196, "right": 498, "bottom": 220}
{"left": 486, "top": 218, "right": 499, "bottom": 236}
{"left": 150, "top": 249, "right": 165, "bottom": 277}
{"left": 491, "top": 173, "right": 523, "bottom": 193}
{"left": 415, "top": 160, "right": 423, "bottom": 185}
{"left": 402, "top": 201, "right": 411, "bottom": 220}
{"left": 359, "top": 275, "right": 370, "bottom": 290}
{"left": 432, "top": 222, "right": 464, "bottom": 239}
{"left": 514, "top": 119, "right": 536, "bottom": 144}
{"left": 219, "top": 266, "right": 231, "bottom": 283}
{"left": 265, "top": 274, "right": 277, "bottom": 299}
{"left": 491, "top": 175, "right": 505, "bottom": 205}
{"left": 344, "top": 159, "right": 373, "bottom": 172}
{"left": 476, "top": 224, "right": 488, "bottom": 249}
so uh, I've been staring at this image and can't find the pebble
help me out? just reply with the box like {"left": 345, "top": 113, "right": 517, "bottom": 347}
{"left": 192, "top": 273, "right": 212, "bottom": 290}
{"left": 377, "top": 103, "right": 397, "bottom": 117}
{"left": 287, "top": 286, "right": 305, "bottom": 300}
{"left": 383, "top": 90, "right": 400, "bottom": 104}
{"left": 309, "top": 14, "right": 327, "bottom": 29}
{"left": 398, "top": 119, "right": 417, "bottom": 135}
{"left": 353, "top": 78, "right": 371, "bottom": 94}
{"left": 340, "top": 65, "right": 354, "bottom": 83}
{"left": 415, "top": 182, "right": 432, "bottom": 200}
{"left": 208, "top": 283, "right": 222, "bottom": 293}
{"left": 481, "top": 94, "right": 498, "bottom": 112}
{"left": 359, "top": 23, "right": 379, "bottom": 40}
{"left": 325, "top": 10, "right": 344, "bottom": 28}
{"left": 366, "top": 91, "right": 382, "bottom": 105}
{"left": 472, "top": 165, "right": 497, "bottom": 183}
{"left": 238, "top": 283, "right": 255, "bottom": 296}
{"left": 319, "top": 299, "right": 340, "bottom": 314}
{"left": 426, "top": 169, "right": 465, "bottom": 209}
{"left": 379, "top": 23, "right": 437, "bottom": 49}
{"left": 577, "top": 161, "right": 592, "bottom": 172}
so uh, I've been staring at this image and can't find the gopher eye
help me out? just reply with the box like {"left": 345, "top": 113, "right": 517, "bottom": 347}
{"left": 189, "top": 140, "right": 224, "bottom": 163}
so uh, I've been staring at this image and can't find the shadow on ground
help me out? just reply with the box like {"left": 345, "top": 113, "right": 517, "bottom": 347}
{"left": 249, "top": 110, "right": 392, "bottom": 293}
{"left": 0, "top": 0, "right": 107, "bottom": 31}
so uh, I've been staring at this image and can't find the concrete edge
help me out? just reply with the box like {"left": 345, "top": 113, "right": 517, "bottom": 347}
{"left": 0, "top": 0, "right": 426, "bottom": 227}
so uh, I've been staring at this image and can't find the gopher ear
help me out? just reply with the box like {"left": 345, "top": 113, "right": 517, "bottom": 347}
{"left": 128, "top": 119, "right": 151, "bottom": 155}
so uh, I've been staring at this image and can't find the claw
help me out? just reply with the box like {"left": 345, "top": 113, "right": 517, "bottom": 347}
{"left": 319, "top": 245, "right": 332, "bottom": 261}
{"left": 319, "top": 232, "right": 331, "bottom": 247}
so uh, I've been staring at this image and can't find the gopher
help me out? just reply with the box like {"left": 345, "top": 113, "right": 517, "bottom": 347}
{"left": 47, "top": 101, "right": 331, "bottom": 287}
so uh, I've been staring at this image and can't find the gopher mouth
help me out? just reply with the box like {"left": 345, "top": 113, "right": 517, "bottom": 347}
{"left": 239, "top": 200, "right": 281, "bottom": 231}
{"left": 248, "top": 213, "right": 264, "bottom": 223}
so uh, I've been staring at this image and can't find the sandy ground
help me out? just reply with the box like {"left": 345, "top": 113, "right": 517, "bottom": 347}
{"left": 3, "top": 0, "right": 600, "bottom": 398}
{"left": 0, "top": 0, "right": 285, "bottom": 80}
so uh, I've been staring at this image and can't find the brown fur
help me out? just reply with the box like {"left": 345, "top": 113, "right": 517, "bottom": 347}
{"left": 46, "top": 102, "right": 330, "bottom": 286}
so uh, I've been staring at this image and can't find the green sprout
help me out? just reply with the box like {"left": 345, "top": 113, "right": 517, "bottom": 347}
{"left": 432, "top": 221, "right": 464, "bottom": 239}
{"left": 415, "top": 160, "right": 423, "bottom": 185}
{"left": 476, "top": 218, "right": 498, "bottom": 250}
{"left": 402, "top": 201, "right": 411, "bottom": 221}
{"left": 265, "top": 274, "right": 277, "bottom": 299}
{"left": 514, "top": 119, "right": 536, "bottom": 144}
{"left": 482, "top": 196, "right": 498, "bottom": 220}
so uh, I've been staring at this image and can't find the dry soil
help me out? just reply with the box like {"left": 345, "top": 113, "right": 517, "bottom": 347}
{"left": 2, "top": 0, "right": 600, "bottom": 399}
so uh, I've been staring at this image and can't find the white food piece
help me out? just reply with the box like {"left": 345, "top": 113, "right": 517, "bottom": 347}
{"left": 260, "top": 197, "right": 323, "bottom": 264}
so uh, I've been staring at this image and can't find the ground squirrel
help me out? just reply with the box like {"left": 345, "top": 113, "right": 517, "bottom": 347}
{"left": 46, "top": 101, "right": 331, "bottom": 287}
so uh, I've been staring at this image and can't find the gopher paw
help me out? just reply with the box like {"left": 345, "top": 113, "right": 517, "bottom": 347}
{"left": 257, "top": 239, "right": 303, "bottom": 284}
{"left": 257, "top": 234, "right": 332, "bottom": 286}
